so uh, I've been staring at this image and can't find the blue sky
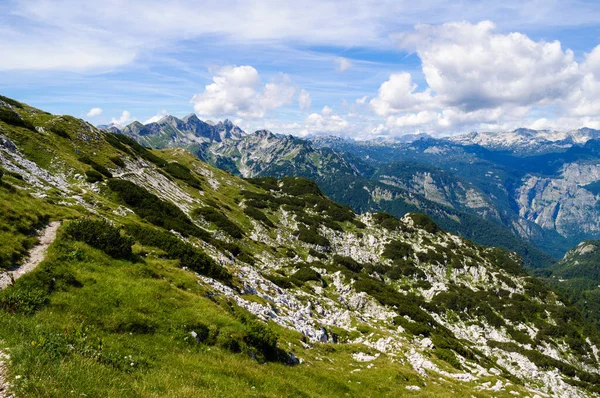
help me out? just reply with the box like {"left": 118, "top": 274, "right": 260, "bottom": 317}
{"left": 2, "top": 0, "right": 600, "bottom": 138}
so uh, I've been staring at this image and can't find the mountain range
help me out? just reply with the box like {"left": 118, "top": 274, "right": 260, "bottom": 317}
{"left": 2, "top": 94, "right": 600, "bottom": 396}
{"left": 107, "top": 115, "right": 600, "bottom": 262}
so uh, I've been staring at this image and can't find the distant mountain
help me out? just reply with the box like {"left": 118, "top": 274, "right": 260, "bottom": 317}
{"left": 104, "top": 114, "right": 245, "bottom": 149}
{"left": 449, "top": 128, "right": 600, "bottom": 155}
{"left": 114, "top": 116, "right": 600, "bottom": 260}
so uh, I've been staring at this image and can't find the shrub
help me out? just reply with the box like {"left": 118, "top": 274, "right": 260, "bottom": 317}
{"left": 280, "top": 177, "right": 323, "bottom": 196}
{"left": 372, "top": 212, "right": 402, "bottom": 231}
{"left": 333, "top": 255, "right": 362, "bottom": 273}
{"left": 0, "top": 95, "right": 23, "bottom": 108}
{"left": 243, "top": 206, "right": 274, "bottom": 227}
{"left": 291, "top": 267, "right": 322, "bottom": 285}
{"left": 308, "top": 248, "right": 327, "bottom": 260}
{"left": 407, "top": 213, "right": 439, "bottom": 234}
{"left": 193, "top": 207, "right": 244, "bottom": 239}
{"left": 85, "top": 169, "right": 104, "bottom": 183}
{"left": 65, "top": 218, "right": 133, "bottom": 259}
{"left": 49, "top": 125, "right": 70, "bottom": 139}
{"left": 265, "top": 274, "right": 293, "bottom": 289}
{"left": 125, "top": 224, "right": 231, "bottom": 283}
{"left": 105, "top": 133, "right": 168, "bottom": 167}
{"left": 296, "top": 226, "right": 330, "bottom": 247}
{"left": 108, "top": 179, "right": 210, "bottom": 240}
{"left": 0, "top": 107, "right": 35, "bottom": 131}
{"left": 110, "top": 156, "right": 125, "bottom": 168}
{"left": 383, "top": 240, "right": 413, "bottom": 260}
{"left": 164, "top": 162, "right": 202, "bottom": 189}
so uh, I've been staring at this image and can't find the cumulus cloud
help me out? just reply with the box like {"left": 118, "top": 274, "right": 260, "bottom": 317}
{"left": 368, "top": 21, "right": 600, "bottom": 134}
{"left": 397, "top": 21, "right": 579, "bottom": 111}
{"left": 336, "top": 57, "right": 352, "bottom": 72}
{"left": 86, "top": 107, "right": 102, "bottom": 117}
{"left": 111, "top": 111, "right": 134, "bottom": 126}
{"left": 370, "top": 72, "right": 433, "bottom": 116}
{"left": 300, "top": 106, "right": 349, "bottom": 136}
{"left": 144, "top": 109, "right": 168, "bottom": 124}
{"left": 191, "top": 65, "right": 295, "bottom": 118}
{"left": 298, "top": 89, "right": 311, "bottom": 111}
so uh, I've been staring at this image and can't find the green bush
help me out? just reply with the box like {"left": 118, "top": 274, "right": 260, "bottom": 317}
{"left": 164, "top": 162, "right": 202, "bottom": 189}
{"left": 105, "top": 133, "right": 168, "bottom": 167}
{"left": 265, "top": 274, "right": 293, "bottom": 289}
{"left": 0, "top": 107, "right": 35, "bottom": 131}
{"left": 407, "top": 213, "right": 439, "bottom": 233}
{"left": 372, "top": 212, "right": 402, "bottom": 231}
{"left": 291, "top": 267, "right": 322, "bottom": 286}
{"left": 296, "top": 226, "right": 330, "bottom": 247}
{"left": 108, "top": 179, "right": 210, "bottom": 240}
{"left": 309, "top": 248, "right": 327, "bottom": 260}
{"left": 110, "top": 156, "right": 125, "bottom": 168}
{"left": 125, "top": 224, "right": 231, "bottom": 283}
{"left": 243, "top": 206, "right": 274, "bottom": 227}
{"left": 193, "top": 207, "right": 244, "bottom": 239}
{"left": 0, "top": 95, "right": 24, "bottom": 108}
{"left": 65, "top": 218, "right": 133, "bottom": 259}
{"left": 333, "top": 255, "right": 362, "bottom": 273}
{"left": 382, "top": 240, "right": 413, "bottom": 260}
{"left": 49, "top": 125, "right": 70, "bottom": 139}
{"left": 280, "top": 177, "right": 323, "bottom": 196}
{"left": 85, "top": 169, "right": 104, "bottom": 183}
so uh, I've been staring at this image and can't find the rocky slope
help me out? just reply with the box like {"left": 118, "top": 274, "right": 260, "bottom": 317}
{"left": 117, "top": 118, "right": 554, "bottom": 267}
{"left": 1, "top": 95, "right": 600, "bottom": 396}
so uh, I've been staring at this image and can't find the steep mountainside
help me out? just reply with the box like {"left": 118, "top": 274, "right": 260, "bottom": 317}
{"left": 540, "top": 241, "right": 600, "bottom": 329}
{"left": 2, "top": 95, "right": 600, "bottom": 396}
{"left": 313, "top": 134, "right": 600, "bottom": 257}
{"left": 118, "top": 120, "right": 554, "bottom": 268}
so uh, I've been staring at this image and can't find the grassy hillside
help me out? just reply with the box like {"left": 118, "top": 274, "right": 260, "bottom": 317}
{"left": 1, "top": 95, "right": 600, "bottom": 397}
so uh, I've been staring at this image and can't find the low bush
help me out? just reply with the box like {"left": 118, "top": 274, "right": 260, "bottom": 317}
{"left": 407, "top": 213, "right": 439, "bottom": 233}
{"left": 332, "top": 255, "right": 362, "bottom": 273}
{"left": 372, "top": 212, "right": 402, "bottom": 231}
{"left": 296, "top": 226, "right": 330, "bottom": 247}
{"left": 243, "top": 206, "right": 274, "bottom": 227}
{"left": 164, "top": 162, "right": 202, "bottom": 189}
{"left": 125, "top": 224, "right": 231, "bottom": 283}
{"left": 108, "top": 179, "right": 210, "bottom": 240}
{"left": 85, "top": 169, "right": 104, "bottom": 183}
{"left": 193, "top": 207, "right": 244, "bottom": 239}
{"left": 65, "top": 218, "right": 133, "bottom": 259}
{"left": 0, "top": 108, "right": 35, "bottom": 131}
{"left": 49, "top": 125, "right": 70, "bottom": 139}
{"left": 110, "top": 156, "right": 125, "bottom": 168}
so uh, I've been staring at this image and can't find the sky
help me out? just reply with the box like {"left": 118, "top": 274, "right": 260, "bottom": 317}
{"left": 2, "top": 0, "right": 600, "bottom": 139}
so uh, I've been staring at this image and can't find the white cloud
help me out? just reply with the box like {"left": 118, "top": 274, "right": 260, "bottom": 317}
{"left": 300, "top": 106, "right": 349, "bottom": 136}
{"left": 144, "top": 109, "right": 168, "bottom": 124}
{"left": 336, "top": 57, "right": 352, "bottom": 72}
{"left": 370, "top": 72, "right": 433, "bottom": 116}
{"left": 367, "top": 21, "right": 600, "bottom": 135}
{"left": 111, "top": 111, "right": 134, "bottom": 127}
{"left": 396, "top": 21, "right": 579, "bottom": 111}
{"left": 298, "top": 89, "right": 311, "bottom": 111}
{"left": 191, "top": 65, "right": 295, "bottom": 118}
{"left": 86, "top": 107, "right": 103, "bottom": 117}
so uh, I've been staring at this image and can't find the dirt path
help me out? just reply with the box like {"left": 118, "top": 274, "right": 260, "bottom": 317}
{"left": 0, "top": 221, "right": 60, "bottom": 290}
{"left": 0, "top": 221, "right": 60, "bottom": 397}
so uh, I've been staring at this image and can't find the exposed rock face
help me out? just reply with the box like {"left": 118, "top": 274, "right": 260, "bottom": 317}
{"left": 119, "top": 114, "right": 245, "bottom": 148}
{"left": 515, "top": 163, "right": 600, "bottom": 238}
